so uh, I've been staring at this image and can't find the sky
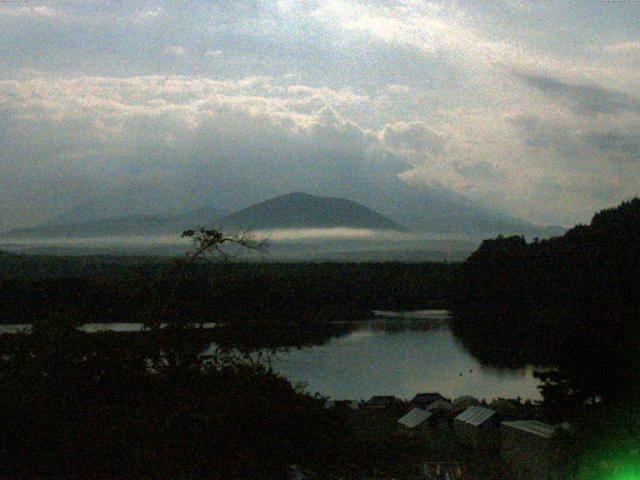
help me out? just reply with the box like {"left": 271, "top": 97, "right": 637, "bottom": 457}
{"left": 1, "top": 0, "right": 639, "bottom": 231}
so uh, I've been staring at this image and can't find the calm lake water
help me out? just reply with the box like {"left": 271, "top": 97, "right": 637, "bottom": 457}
{"left": 270, "top": 311, "right": 542, "bottom": 402}
{"left": 2, "top": 311, "right": 542, "bottom": 401}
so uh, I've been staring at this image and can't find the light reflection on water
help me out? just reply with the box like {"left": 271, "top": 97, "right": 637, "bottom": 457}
{"left": 269, "top": 312, "right": 542, "bottom": 402}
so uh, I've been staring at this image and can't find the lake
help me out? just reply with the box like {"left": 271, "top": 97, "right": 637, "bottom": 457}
{"left": 268, "top": 312, "right": 542, "bottom": 402}
{"left": 2, "top": 311, "right": 542, "bottom": 401}
{"left": 207, "top": 310, "right": 543, "bottom": 401}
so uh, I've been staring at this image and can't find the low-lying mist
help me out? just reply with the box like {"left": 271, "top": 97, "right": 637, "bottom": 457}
{"left": 0, "top": 228, "right": 480, "bottom": 261}
{"left": 253, "top": 227, "right": 415, "bottom": 242}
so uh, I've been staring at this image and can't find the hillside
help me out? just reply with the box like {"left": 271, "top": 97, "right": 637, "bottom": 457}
{"left": 218, "top": 192, "right": 404, "bottom": 231}
{"left": 451, "top": 198, "right": 640, "bottom": 400}
{"left": 459, "top": 197, "right": 640, "bottom": 306}
{"left": 0, "top": 207, "right": 230, "bottom": 239}
{"left": 339, "top": 176, "right": 564, "bottom": 237}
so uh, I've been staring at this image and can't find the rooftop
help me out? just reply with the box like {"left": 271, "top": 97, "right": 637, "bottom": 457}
{"left": 501, "top": 420, "right": 558, "bottom": 439}
{"left": 412, "top": 393, "right": 446, "bottom": 404}
{"left": 398, "top": 408, "right": 433, "bottom": 428}
{"left": 427, "top": 399, "right": 453, "bottom": 411}
{"left": 454, "top": 406, "right": 496, "bottom": 426}
{"left": 367, "top": 395, "right": 398, "bottom": 405}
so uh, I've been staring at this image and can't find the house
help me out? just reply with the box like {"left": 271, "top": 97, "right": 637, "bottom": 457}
{"left": 324, "top": 399, "right": 359, "bottom": 411}
{"left": 452, "top": 395, "right": 480, "bottom": 413}
{"left": 398, "top": 407, "right": 452, "bottom": 448}
{"left": 411, "top": 392, "right": 446, "bottom": 409}
{"left": 500, "top": 420, "right": 564, "bottom": 480}
{"left": 453, "top": 406, "right": 499, "bottom": 449}
{"left": 397, "top": 407, "right": 434, "bottom": 436}
{"left": 365, "top": 395, "right": 400, "bottom": 409}
{"left": 427, "top": 399, "right": 453, "bottom": 413}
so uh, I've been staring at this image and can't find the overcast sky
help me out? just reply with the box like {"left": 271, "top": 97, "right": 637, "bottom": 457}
{"left": 1, "top": 0, "right": 639, "bottom": 230}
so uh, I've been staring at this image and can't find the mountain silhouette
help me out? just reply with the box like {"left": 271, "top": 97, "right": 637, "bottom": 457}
{"left": 0, "top": 207, "right": 230, "bottom": 239}
{"left": 218, "top": 192, "right": 403, "bottom": 231}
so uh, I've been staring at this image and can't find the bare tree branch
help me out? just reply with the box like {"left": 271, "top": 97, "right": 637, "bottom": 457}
{"left": 181, "top": 227, "right": 268, "bottom": 263}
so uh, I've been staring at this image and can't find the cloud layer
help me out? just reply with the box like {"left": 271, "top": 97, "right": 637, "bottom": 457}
{"left": 0, "top": 0, "right": 639, "bottom": 230}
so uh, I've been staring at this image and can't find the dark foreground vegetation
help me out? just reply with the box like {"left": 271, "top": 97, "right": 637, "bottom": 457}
{"left": 0, "top": 317, "right": 502, "bottom": 479}
{"left": 452, "top": 199, "right": 640, "bottom": 404}
{"left": 1, "top": 199, "right": 639, "bottom": 477}
{"left": 0, "top": 323, "right": 331, "bottom": 478}
{"left": 452, "top": 198, "right": 640, "bottom": 477}
{"left": 0, "top": 230, "right": 458, "bottom": 478}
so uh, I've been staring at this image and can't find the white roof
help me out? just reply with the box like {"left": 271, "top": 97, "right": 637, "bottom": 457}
{"left": 398, "top": 408, "right": 433, "bottom": 428}
{"left": 501, "top": 420, "right": 557, "bottom": 439}
{"left": 454, "top": 406, "right": 496, "bottom": 426}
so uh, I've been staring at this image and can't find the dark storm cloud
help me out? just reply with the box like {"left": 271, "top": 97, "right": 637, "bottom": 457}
{"left": 511, "top": 115, "right": 640, "bottom": 164}
{"left": 518, "top": 73, "right": 640, "bottom": 115}
{"left": 508, "top": 116, "right": 579, "bottom": 157}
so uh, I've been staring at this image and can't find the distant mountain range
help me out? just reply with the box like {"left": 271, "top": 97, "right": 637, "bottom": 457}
{"left": 0, "top": 194, "right": 402, "bottom": 239}
{"left": 1, "top": 191, "right": 564, "bottom": 240}
{"left": 335, "top": 176, "right": 565, "bottom": 237}
{"left": 0, "top": 207, "right": 230, "bottom": 239}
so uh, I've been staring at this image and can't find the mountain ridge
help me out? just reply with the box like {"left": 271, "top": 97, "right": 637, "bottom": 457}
{"left": 0, "top": 193, "right": 403, "bottom": 239}
{"left": 1, "top": 190, "right": 565, "bottom": 241}
{"left": 218, "top": 192, "right": 404, "bottom": 231}
{"left": 0, "top": 207, "right": 231, "bottom": 239}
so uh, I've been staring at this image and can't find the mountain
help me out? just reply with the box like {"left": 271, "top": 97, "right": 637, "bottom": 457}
{"left": 0, "top": 207, "right": 231, "bottom": 239}
{"left": 329, "top": 177, "right": 557, "bottom": 236}
{"left": 218, "top": 192, "right": 403, "bottom": 231}
{"left": 5, "top": 147, "right": 563, "bottom": 240}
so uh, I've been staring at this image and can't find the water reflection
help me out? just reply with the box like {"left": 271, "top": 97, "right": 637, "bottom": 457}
{"left": 269, "top": 315, "right": 542, "bottom": 402}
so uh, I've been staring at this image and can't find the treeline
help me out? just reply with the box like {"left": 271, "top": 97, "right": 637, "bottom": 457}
{"left": 456, "top": 198, "right": 640, "bottom": 308}
{"left": 451, "top": 198, "right": 640, "bottom": 410}
{"left": 0, "top": 261, "right": 456, "bottom": 326}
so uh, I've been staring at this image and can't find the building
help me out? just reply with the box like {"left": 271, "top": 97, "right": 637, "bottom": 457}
{"left": 427, "top": 399, "right": 453, "bottom": 413}
{"left": 397, "top": 407, "right": 434, "bottom": 436}
{"left": 500, "top": 420, "right": 564, "bottom": 480}
{"left": 452, "top": 395, "right": 480, "bottom": 413}
{"left": 411, "top": 392, "right": 446, "bottom": 409}
{"left": 365, "top": 395, "right": 400, "bottom": 409}
{"left": 453, "top": 406, "right": 499, "bottom": 449}
{"left": 324, "top": 399, "right": 359, "bottom": 410}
